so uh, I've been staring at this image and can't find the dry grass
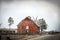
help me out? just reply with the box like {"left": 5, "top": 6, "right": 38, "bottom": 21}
{"left": 1, "top": 33, "right": 60, "bottom": 40}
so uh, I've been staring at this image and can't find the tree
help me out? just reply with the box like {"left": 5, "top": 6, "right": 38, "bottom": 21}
{"left": 37, "top": 18, "right": 47, "bottom": 33}
{"left": 27, "top": 16, "right": 31, "bottom": 19}
{"left": 0, "top": 23, "right": 2, "bottom": 27}
{"left": 8, "top": 17, "right": 14, "bottom": 29}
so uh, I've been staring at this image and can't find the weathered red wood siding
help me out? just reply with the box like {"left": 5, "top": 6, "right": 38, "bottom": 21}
{"left": 17, "top": 17, "right": 39, "bottom": 34}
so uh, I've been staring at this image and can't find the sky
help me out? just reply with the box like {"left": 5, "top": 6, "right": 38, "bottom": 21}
{"left": 0, "top": 0, "right": 60, "bottom": 31}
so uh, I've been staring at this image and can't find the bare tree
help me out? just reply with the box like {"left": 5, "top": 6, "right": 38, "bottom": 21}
{"left": 32, "top": 16, "right": 38, "bottom": 23}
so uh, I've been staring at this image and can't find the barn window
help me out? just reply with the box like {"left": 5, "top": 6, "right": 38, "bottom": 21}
{"left": 26, "top": 26, "right": 29, "bottom": 29}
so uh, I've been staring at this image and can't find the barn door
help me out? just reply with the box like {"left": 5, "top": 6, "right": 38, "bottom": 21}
{"left": 26, "top": 26, "right": 29, "bottom": 34}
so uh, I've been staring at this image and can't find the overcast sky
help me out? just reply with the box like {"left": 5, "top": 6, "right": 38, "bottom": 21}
{"left": 0, "top": 0, "right": 60, "bottom": 31}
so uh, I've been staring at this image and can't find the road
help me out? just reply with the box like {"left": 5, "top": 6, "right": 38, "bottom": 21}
{"left": 28, "top": 34, "right": 60, "bottom": 40}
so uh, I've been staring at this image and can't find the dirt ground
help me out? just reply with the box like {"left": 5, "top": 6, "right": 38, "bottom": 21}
{"left": 1, "top": 34, "right": 60, "bottom": 40}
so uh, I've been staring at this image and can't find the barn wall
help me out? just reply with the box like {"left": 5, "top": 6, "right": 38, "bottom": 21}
{"left": 17, "top": 18, "right": 39, "bottom": 34}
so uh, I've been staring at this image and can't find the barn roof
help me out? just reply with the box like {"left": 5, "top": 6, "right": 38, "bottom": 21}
{"left": 17, "top": 16, "right": 39, "bottom": 28}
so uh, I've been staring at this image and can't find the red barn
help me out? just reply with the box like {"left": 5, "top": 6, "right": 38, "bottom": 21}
{"left": 17, "top": 17, "right": 40, "bottom": 34}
